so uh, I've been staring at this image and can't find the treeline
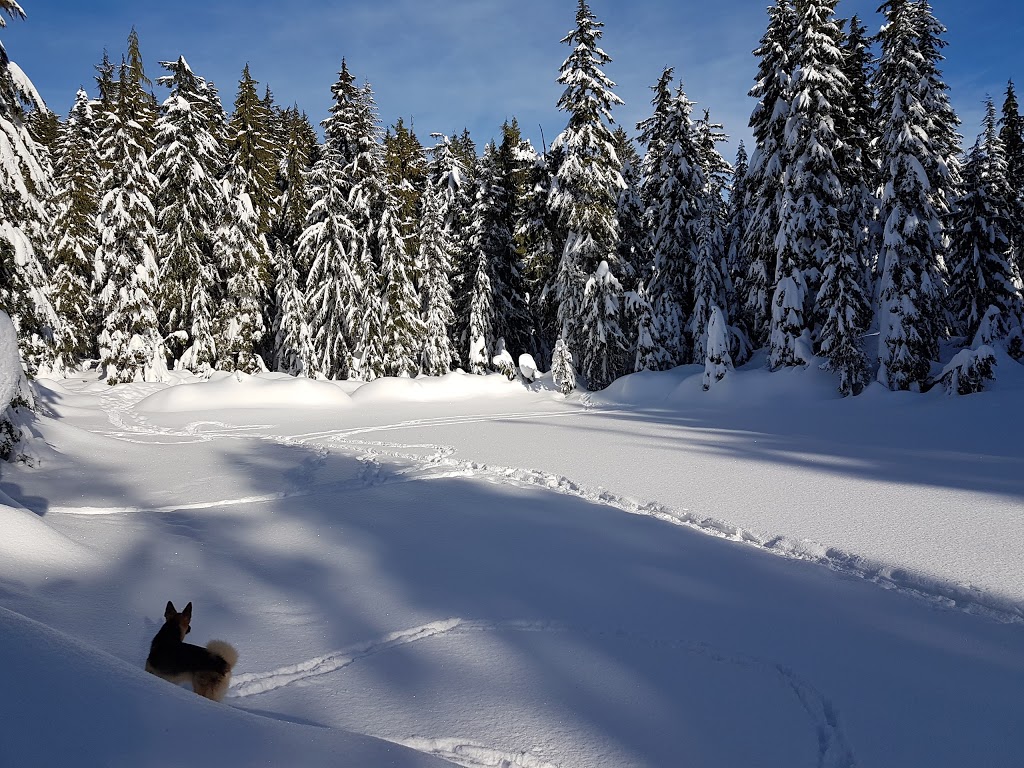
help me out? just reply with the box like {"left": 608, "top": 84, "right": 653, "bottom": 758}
{"left": 1, "top": 0, "right": 1023, "bottom": 396}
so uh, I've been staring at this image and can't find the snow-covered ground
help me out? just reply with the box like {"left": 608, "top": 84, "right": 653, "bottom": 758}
{"left": 2, "top": 360, "right": 1023, "bottom": 767}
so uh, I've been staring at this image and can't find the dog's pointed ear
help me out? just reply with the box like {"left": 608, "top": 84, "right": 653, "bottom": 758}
{"left": 165, "top": 601, "right": 176, "bottom": 619}
{"left": 183, "top": 602, "right": 193, "bottom": 619}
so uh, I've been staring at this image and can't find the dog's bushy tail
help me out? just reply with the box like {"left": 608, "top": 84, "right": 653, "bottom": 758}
{"left": 207, "top": 640, "right": 239, "bottom": 670}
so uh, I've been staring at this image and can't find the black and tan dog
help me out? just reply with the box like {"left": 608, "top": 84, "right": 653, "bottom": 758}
{"left": 146, "top": 601, "right": 238, "bottom": 702}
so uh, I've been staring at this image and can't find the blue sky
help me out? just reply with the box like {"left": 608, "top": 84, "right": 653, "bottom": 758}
{"left": 4, "top": 0, "right": 1021, "bottom": 156}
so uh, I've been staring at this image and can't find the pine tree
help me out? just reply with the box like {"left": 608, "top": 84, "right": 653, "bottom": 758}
{"left": 493, "top": 119, "right": 535, "bottom": 358}
{"left": 418, "top": 135, "right": 459, "bottom": 376}
{"left": 691, "top": 109, "right": 734, "bottom": 364}
{"left": 549, "top": 0, "right": 625, "bottom": 384}
{"left": 948, "top": 100, "right": 1021, "bottom": 342}
{"left": 1000, "top": 81, "right": 1024, "bottom": 274}
{"left": 375, "top": 184, "right": 424, "bottom": 378}
{"left": 703, "top": 305, "right": 733, "bottom": 390}
{"left": 643, "top": 80, "right": 705, "bottom": 367}
{"left": 613, "top": 125, "right": 644, "bottom": 293}
{"left": 550, "top": 336, "right": 577, "bottom": 395}
{"left": 775, "top": 0, "right": 871, "bottom": 387}
{"left": 271, "top": 239, "right": 314, "bottom": 375}
{"left": 840, "top": 15, "right": 880, "bottom": 295}
{"left": 465, "top": 143, "right": 506, "bottom": 373}
{"left": 213, "top": 182, "right": 269, "bottom": 373}
{"left": 298, "top": 62, "right": 364, "bottom": 379}
{"left": 724, "top": 142, "right": 751, "bottom": 335}
{"left": 743, "top": 0, "right": 796, "bottom": 350}
{"left": 689, "top": 200, "right": 729, "bottom": 365}
{"left": 47, "top": 88, "right": 100, "bottom": 372}
{"left": 581, "top": 260, "right": 626, "bottom": 389}
{"left": 226, "top": 65, "right": 277, "bottom": 234}
{"left": 0, "top": 1, "right": 58, "bottom": 374}
{"left": 152, "top": 56, "right": 223, "bottom": 372}
{"left": 384, "top": 117, "right": 427, "bottom": 257}
{"left": 274, "top": 107, "right": 316, "bottom": 276}
{"left": 874, "top": 0, "right": 958, "bottom": 390}
{"left": 94, "top": 38, "right": 167, "bottom": 385}
{"left": 516, "top": 148, "right": 559, "bottom": 366}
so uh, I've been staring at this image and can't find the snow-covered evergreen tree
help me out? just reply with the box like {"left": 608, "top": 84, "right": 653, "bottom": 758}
{"left": 777, "top": 0, "right": 871, "bottom": 389}
{"left": 273, "top": 107, "right": 316, "bottom": 276}
{"left": 271, "top": 239, "right": 313, "bottom": 376}
{"left": 743, "top": 0, "right": 796, "bottom": 350}
{"left": 320, "top": 75, "right": 421, "bottom": 380}
{"left": 213, "top": 181, "right": 269, "bottom": 374}
{"left": 0, "top": 1, "right": 57, "bottom": 374}
{"left": 581, "top": 260, "right": 626, "bottom": 389}
{"left": 418, "top": 135, "right": 460, "bottom": 376}
{"left": 225, "top": 64, "right": 277, "bottom": 236}
{"left": 517, "top": 148, "right": 559, "bottom": 367}
{"left": 466, "top": 142, "right": 525, "bottom": 373}
{"left": 1000, "top": 81, "right": 1024, "bottom": 274}
{"left": 550, "top": 336, "right": 576, "bottom": 395}
{"left": 772, "top": 0, "right": 847, "bottom": 365}
{"left": 152, "top": 56, "right": 223, "bottom": 372}
{"left": 874, "top": 0, "right": 958, "bottom": 391}
{"left": 947, "top": 100, "right": 1021, "bottom": 342}
{"left": 643, "top": 80, "right": 705, "bottom": 367}
{"left": 47, "top": 87, "right": 99, "bottom": 373}
{"left": 298, "top": 61, "right": 362, "bottom": 380}
{"left": 724, "top": 142, "right": 751, "bottom": 323}
{"left": 549, "top": 0, "right": 625, "bottom": 383}
{"left": 689, "top": 201, "right": 729, "bottom": 365}
{"left": 375, "top": 184, "right": 424, "bottom": 378}
{"left": 94, "top": 36, "right": 167, "bottom": 385}
{"left": 840, "top": 15, "right": 880, "bottom": 294}
{"left": 702, "top": 305, "right": 733, "bottom": 391}
{"left": 384, "top": 116, "right": 427, "bottom": 258}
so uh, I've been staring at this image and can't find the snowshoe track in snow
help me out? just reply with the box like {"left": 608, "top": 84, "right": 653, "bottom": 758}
{"left": 82, "top": 391, "right": 1024, "bottom": 625}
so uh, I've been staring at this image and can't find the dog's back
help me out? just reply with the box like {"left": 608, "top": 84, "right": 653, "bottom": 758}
{"left": 146, "top": 601, "right": 238, "bottom": 702}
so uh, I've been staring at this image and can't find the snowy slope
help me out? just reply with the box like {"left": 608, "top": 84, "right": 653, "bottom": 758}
{"left": 1, "top": 364, "right": 1022, "bottom": 767}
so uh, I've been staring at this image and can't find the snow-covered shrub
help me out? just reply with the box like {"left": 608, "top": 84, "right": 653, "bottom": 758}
{"left": 702, "top": 305, "right": 733, "bottom": 391}
{"left": 937, "top": 346, "right": 997, "bottom": 396}
{"left": 491, "top": 339, "right": 517, "bottom": 381}
{"left": 551, "top": 337, "right": 576, "bottom": 395}
{"left": 971, "top": 305, "right": 1007, "bottom": 349}
{"left": 518, "top": 353, "right": 539, "bottom": 382}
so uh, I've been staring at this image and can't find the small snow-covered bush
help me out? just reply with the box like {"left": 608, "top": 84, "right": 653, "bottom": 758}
{"left": 937, "top": 346, "right": 997, "bottom": 396}
{"left": 491, "top": 338, "right": 517, "bottom": 381}
{"left": 518, "top": 353, "right": 539, "bottom": 382}
{"left": 703, "top": 306, "right": 733, "bottom": 391}
{"left": 551, "top": 338, "right": 576, "bottom": 395}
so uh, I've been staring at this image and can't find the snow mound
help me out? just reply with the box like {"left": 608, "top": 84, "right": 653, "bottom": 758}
{"left": 0, "top": 502, "right": 101, "bottom": 586}
{"left": 0, "top": 606, "right": 450, "bottom": 768}
{"left": 136, "top": 372, "right": 355, "bottom": 413}
{"left": 351, "top": 372, "right": 525, "bottom": 403}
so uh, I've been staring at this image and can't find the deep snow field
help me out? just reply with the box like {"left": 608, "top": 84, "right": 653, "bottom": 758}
{"left": 2, "top": 356, "right": 1023, "bottom": 767}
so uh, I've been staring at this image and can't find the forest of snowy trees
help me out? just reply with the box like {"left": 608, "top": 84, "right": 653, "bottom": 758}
{"left": 2, "top": 0, "right": 1024, "bottom": 419}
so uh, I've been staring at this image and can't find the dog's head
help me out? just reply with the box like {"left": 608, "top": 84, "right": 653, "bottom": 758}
{"left": 163, "top": 601, "right": 192, "bottom": 640}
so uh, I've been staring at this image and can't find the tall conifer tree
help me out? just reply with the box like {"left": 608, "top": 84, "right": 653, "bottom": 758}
{"left": 743, "top": 0, "right": 796, "bottom": 350}
{"left": 549, "top": 0, "right": 626, "bottom": 387}
{"left": 48, "top": 88, "right": 100, "bottom": 371}
{"left": 873, "top": 0, "right": 957, "bottom": 390}
{"left": 94, "top": 35, "right": 166, "bottom": 384}
{"left": 1000, "top": 81, "right": 1024, "bottom": 273}
{"left": 948, "top": 100, "right": 1021, "bottom": 342}
{"left": 152, "top": 56, "right": 223, "bottom": 372}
